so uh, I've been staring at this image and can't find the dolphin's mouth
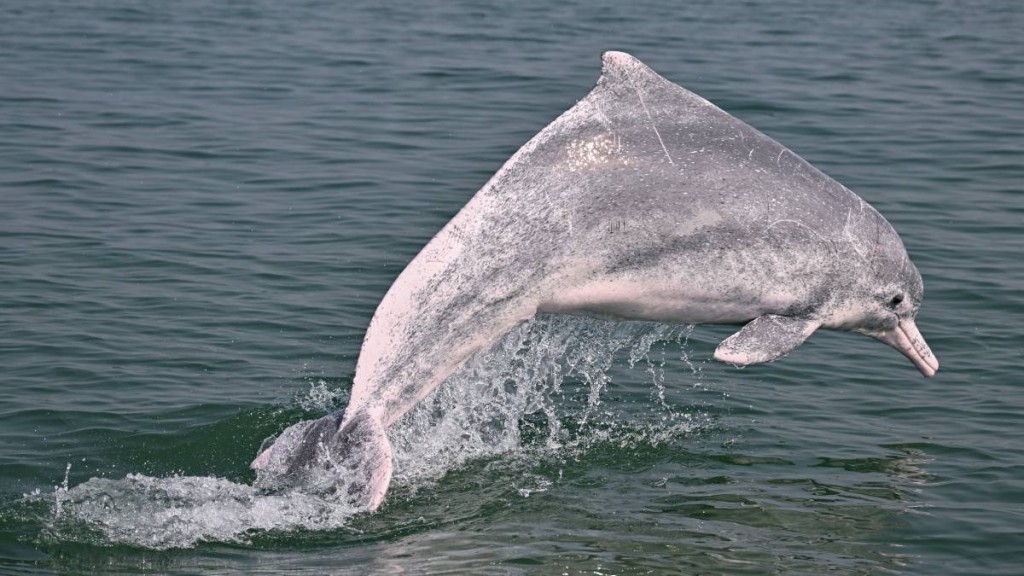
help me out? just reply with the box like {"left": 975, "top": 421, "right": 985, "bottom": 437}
{"left": 871, "top": 318, "right": 939, "bottom": 377}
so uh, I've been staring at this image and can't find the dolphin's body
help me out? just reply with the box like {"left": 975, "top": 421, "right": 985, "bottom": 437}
{"left": 252, "top": 52, "right": 937, "bottom": 510}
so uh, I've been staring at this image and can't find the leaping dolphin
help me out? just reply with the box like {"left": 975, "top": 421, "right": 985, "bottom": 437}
{"left": 251, "top": 51, "right": 938, "bottom": 511}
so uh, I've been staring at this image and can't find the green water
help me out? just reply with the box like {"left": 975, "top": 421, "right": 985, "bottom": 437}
{"left": 2, "top": 0, "right": 1022, "bottom": 573}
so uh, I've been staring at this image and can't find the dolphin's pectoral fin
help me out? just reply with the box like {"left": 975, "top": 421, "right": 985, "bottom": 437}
{"left": 714, "top": 315, "right": 821, "bottom": 366}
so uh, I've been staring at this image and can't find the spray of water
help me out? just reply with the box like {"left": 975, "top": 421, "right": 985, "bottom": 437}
{"left": 33, "top": 316, "right": 710, "bottom": 549}
{"left": 389, "top": 316, "right": 706, "bottom": 487}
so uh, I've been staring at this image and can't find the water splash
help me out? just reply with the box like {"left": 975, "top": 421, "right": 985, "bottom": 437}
{"left": 51, "top": 462, "right": 72, "bottom": 522}
{"left": 35, "top": 316, "right": 709, "bottom": 549}
{"left": 389, "top": 316, "right": 706, "bottom": 486}
{"left": 296, "top": 378, "right": 349, "bottom": 412}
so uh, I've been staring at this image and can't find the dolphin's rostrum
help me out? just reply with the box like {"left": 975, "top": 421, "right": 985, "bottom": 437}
{"left": 252, "top": 51, "right": 938, "bottom": 510}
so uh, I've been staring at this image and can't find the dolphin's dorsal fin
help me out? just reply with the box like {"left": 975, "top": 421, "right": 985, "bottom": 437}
{"left": 597, "top": 51, "right": 678, "bottom": 98}
{"left": 600, "top": 51, "right": 663, "bottom": 84}
{"left": 595, "top": 52, "right": 727, "bottom": 131}
{"left": 714, "top": 315, "right": 821, "bottom": 366}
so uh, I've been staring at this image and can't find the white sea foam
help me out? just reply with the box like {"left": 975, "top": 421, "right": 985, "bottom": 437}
{"left": 45, "top": 473, "right": 363, "bottom": 549}
{"left": 38, "top": 316, "right": 708, "bottom": 549}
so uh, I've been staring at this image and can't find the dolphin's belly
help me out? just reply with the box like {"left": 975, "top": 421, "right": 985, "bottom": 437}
{"left": 537, "top": 278, "right": 774, "bottom": 325}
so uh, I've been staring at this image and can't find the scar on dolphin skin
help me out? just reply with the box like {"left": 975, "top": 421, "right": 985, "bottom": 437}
{"left": 252, "top": 51, "right": 938, "bottom": 512}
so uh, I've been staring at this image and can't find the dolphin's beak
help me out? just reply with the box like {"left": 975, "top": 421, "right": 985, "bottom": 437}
{"left": 871, "top": 318, "right": 939, "bottom": 377}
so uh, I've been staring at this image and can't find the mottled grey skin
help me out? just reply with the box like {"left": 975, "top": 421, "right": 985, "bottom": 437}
{"left": 252, "top": 52, "right": 937, "bottom": 510}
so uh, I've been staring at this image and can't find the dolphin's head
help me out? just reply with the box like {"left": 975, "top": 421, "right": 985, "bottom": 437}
{"left": 823, "top": 225, "right": 939, "bottom": 377}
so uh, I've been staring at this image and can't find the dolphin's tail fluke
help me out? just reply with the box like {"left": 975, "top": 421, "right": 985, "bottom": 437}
{"left": 251, "top": 409, "right": 393, "bottom": 511}
{"left": 334, "top": 410, "right": 394, "bottom": 510}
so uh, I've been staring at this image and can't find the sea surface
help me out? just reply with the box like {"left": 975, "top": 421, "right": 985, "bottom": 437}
{"left": 2, "top": 0, "right": 1022, "bottom": 574}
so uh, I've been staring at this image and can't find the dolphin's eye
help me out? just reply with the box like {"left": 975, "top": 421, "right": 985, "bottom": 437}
{"left": 888, "top": 293, "right": 904, "bottom": 308}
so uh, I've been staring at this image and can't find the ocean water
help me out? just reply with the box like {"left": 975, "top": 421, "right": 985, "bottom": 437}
{"left": 2, "top": 0, "right": 1022, "bottom": 574}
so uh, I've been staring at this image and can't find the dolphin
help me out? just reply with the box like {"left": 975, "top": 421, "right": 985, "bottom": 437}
{"left": 251, "top": 51, "right": 938, "bottom": 510}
